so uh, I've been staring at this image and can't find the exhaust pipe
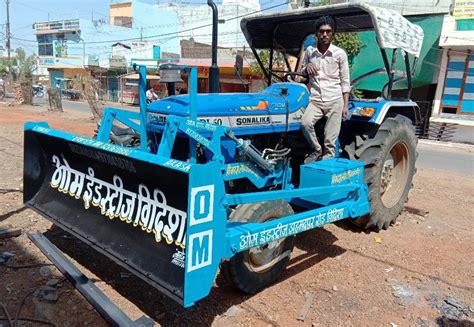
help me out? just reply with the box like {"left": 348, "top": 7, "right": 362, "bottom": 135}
{"left": 207, "top": 0, "right": 220, "bottom": 93}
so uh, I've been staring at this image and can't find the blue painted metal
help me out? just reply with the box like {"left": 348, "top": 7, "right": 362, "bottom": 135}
{"left": 224, "top": 183, "right": 360, "bottom": 206}
{"left": 189, "top": 67, "right": 198, "bottom": 120}
{"left": 299, "top": 158, "right": 364, "bottom": 205}
{"left": 189, "top": 67, "right": 198, "bottom": 163}
{"left": 24, "top": 63, "right": 374, "bottom": 308}
{"left": 184, "top": 161, "right": 226, "bottom": 307}
{"left": 138, "top": 65, "right": 148, "bottom": 150}
{"left": 224, "top": 191, "right": 369, "bottom": 258}
{"left": 222, "top": 162, "right": 284, "bottom": 189}
{"left": 97, "top": 107, "right": 147, "bottom": 151}
{"left": 147, "top": 82, "right": 416, "bottom": 143}
{"left": 147, "top": 83, "right": 309, "bottom": 116}
{"left": 24, "top": 122, "right": 185, "bottom": 170}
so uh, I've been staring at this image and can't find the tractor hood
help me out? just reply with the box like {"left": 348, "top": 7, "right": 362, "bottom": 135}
{"left": 147, "top": 83, "right": 309, "bottom": 117}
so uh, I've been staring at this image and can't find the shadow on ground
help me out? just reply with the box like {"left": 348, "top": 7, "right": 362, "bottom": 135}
{"left": 42, "top": 225, "right": 345, "bottom": 325}
{"left": 0, "top": 235, "right": 107, "bottom": 326}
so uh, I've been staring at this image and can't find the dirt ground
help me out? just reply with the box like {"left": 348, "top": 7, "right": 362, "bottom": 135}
{"left": 0, "top": 104, "right": 473, "bottom": 327}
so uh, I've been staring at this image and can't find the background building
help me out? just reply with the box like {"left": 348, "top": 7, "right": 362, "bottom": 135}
{"left": 154, "top": 0, "right": 260, "bottom": 51}
{"left": 433, "top": 5, "right": 474, "bottom": 115}
{"left": 35, "top": 1, "right": 180, "bottom": 82}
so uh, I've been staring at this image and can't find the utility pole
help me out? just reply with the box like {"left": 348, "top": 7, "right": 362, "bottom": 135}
{"left": 6, "top": 0, "right": 11, "bottom": 62}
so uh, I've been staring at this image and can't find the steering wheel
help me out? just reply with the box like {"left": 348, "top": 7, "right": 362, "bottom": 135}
{"left": 283, "top": 72, "right": 309, "bottom": 84}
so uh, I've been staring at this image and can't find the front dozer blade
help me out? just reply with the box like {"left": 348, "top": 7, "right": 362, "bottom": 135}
{"left": 23, "top": 123, "right": 191, "bottom": 304}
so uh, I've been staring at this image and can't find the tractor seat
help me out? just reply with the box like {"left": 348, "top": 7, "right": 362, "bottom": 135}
{"left": 111, "top": 124, "right": 137, "bottom": 136}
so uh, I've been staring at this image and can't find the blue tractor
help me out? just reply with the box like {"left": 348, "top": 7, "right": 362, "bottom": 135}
{"left": 23, "top": 3, "right": 423, "bottom": 308}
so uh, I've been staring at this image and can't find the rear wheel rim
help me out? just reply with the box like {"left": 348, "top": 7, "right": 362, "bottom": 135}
{"left": 247, "top": 238, "right": 285, "bottom": 273}
{"left": 246, "top": 214, "right": 287, "bottom": 273}
{"left": 380, "top": 141, "right": 410, "bottom": 208}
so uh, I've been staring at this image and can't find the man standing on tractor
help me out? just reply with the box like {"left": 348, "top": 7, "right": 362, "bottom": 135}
{"left": 301, "top": 16, "right": 351, "bottom": 163}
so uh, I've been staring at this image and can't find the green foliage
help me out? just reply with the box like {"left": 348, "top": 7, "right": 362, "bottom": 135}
{"left": 249, "top": 49, "right": 285, "bottom": 78}
{"left": 333, "top": 33, "right": 363, "bottom": 64}
{"left": 0, "top": 59, "right": 11, "bottom": 76}
{"left": 0, "top": 48, "right": 36, "bottom": 80}
{"left": 15, "top": 48, "right": 37, "bottom": 80}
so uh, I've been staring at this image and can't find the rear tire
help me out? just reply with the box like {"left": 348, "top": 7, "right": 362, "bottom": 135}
{"left": 343, "top": 115, "right": 417, "bottom": 230}
{"left": 220, "top": 200, "right": 294, "bottom": 293}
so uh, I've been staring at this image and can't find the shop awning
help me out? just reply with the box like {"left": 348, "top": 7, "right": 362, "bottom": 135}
{"left": 220, "top": 78, "right": 249, "bottom": 85}
{"left": 122, "top": 73, "right": 161, "bottom": 80}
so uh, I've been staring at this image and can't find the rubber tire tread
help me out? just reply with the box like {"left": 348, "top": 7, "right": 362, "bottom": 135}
{"left": 220, "top": 200, "right": 294, "bottom": 293}
{"left": 344, "top": 115, "right": 417, "bottom": 230}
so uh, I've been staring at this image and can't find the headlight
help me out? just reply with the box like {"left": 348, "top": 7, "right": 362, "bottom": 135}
{"left": 351, "top": 106, "right": 376, "bottom": 117}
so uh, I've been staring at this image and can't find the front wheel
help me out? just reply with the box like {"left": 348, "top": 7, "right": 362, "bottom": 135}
{"left": 220, "top": 200, "right": 294, "bottom": 293}
{"left": 343, "top": 115, "right": 417, "bottom": 230}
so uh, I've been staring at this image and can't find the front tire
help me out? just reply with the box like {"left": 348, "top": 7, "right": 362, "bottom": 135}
{"left": 344, "top": 115, "right": 417, "bottom": 229}
{"left": 220, "top": 200, "right": 294, "bottom": 293}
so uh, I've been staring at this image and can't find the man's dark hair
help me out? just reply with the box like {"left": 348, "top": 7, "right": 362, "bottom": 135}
{"left": 314, "top": 16, "right": 336, "bottom": 32}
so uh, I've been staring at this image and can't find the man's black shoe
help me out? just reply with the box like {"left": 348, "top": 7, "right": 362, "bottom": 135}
{"left": 304, "top": 150, "right": 321, "bottom": 163}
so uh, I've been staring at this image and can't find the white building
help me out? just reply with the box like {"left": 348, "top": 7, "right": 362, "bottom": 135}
{"left": 155, "top": 0, "right": 261, "bottom": 52}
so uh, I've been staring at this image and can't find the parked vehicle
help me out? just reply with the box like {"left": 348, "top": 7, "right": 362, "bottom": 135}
{"left": 61, "top": 89, "right": 81, "bottom": 100}
{"left": 32, "top": 84, "right": 45, "bottom": 98}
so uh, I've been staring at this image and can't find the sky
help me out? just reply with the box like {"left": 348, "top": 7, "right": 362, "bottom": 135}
{"left": 0, "top": 0, "right": 288, "bottom": 54}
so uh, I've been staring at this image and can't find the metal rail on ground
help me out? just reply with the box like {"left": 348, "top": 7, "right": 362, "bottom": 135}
{"left": 27, "top": 232, "right": 153, "bottom": 327}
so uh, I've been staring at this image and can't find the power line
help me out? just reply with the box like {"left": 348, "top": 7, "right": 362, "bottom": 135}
{"left": 73, "top": 1, "right": 289, "bottom": 45}
{"left": 10, "top": 2, "right": 284, "bottom": 45}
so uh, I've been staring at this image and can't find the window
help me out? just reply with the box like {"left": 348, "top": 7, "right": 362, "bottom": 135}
{"left": 456, "top": 19, "right": 474, "bottom": 31}
{"left": 37, "top": 35, "right": 53, "bottom": 56}
{"left": 113, "top": 16, "right": 132, "bottom": 28}
{"left": 441, "top": 53, "right": 474, "bottom": 114}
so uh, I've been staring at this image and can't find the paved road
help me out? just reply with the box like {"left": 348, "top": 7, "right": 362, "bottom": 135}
{"left": 417, "top": 142, "right": 474, "bottom": 176}
{"left": 33, "top": 95, "right": 136, "bottom": 114}
{"left": 34, "top": 95, "right": 91, "bottom": 114}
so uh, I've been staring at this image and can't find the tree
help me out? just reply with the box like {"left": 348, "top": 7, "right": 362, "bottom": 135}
{"left": 333, "top": 33, "right": 363, "bottom": 66}
{"left": 15, "top": 48, "right": 37, "bottom": 80}
{"left": 14, "top": 48, "right": 37, "bottom": 105}
{"left": 0, "top": 58, "right": 12, "bottom": 76}
{"left": 249, "top": 49, "right": 285, "bottom": 80}
{"left": 74, "top": 76, "right": 104, "bottom": 121}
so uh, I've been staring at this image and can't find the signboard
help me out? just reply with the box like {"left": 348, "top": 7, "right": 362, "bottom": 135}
{"left": 38, "top": 57, "right": 82, "bottom": 68}
{"left": 453, "top": 0, "right": 474, "bottom": 19}
{"left": 110, "top": 55, "right": 127, "bottom": 68}
{"left": 38, "top": 58, "right": 55, "bottom": 66}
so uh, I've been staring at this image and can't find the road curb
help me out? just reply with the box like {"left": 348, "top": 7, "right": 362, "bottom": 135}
{"left": 419, "top": 139, "right": 474, "bottom": 151}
